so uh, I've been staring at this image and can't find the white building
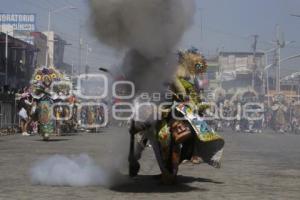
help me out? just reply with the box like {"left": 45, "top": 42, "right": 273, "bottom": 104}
{"left": 43, "top": 31, "right": 66, "bottom": 68}
{"left": 218, "top": 52, "right": 266, "bottom": 94}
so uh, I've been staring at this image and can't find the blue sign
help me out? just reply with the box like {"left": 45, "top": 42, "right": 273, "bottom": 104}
{"left": 0, "top": 13, "right": 36, "bottom": 31}
{"left": 0, "top": 13, "right": 36, "bottom": 44}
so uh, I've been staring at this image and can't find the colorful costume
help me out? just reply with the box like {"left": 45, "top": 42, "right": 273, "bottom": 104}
{"left": 30, "top": 67, "right": 64, "bottom": 140}
{"left": 129, "top": 48, "right": 225, "bottom": 184}
{"left": 271, "top": 94, "right": 288, "bottom": 133}
{"left": 157, "top": 49, "right": 224, "bottom": 178}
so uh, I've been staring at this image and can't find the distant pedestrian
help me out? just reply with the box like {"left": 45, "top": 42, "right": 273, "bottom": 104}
{"left": 17, "top": 89, "right": 32, "bottom": 136}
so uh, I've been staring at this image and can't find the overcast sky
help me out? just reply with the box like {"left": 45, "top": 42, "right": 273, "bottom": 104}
{"left": 1, "top": 0, "right": 300, "bottom": 75}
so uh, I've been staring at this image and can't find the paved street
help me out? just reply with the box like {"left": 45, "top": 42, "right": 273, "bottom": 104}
{"left": 0, "top": 128, "right": 300, "bottom": 200}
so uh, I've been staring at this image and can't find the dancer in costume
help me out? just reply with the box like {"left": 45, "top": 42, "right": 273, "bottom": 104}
{"left": 30, "top": 67, "right": 64, "bottom": 140}
{"left": 271, "top": 93, "right": 288, "bottom": 133}
{"left": 129, "top": 48, "right": 225, "bottom": 184}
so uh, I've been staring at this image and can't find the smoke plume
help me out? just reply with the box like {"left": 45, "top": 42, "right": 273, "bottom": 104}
{"left": 29, "top": 0, "right": 197, "bottom": 187}
{"left": 30, "top": 154, "right": 128, "bottom": 187}
{"left": 30, "top": 128, "right": 131, "bottom": 187}
{"left": 89, "top": 0, "right": 196, "bottom": 91}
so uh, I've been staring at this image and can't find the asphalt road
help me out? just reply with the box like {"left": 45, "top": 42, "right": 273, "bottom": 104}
{"left": 0, "top": 128, "right": 300, "bottom": 200}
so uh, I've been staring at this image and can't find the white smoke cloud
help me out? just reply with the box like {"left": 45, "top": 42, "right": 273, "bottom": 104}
{"left": 30, "top": 154, "right": 128, "bottom": 187}
{"left": 30, "top": 127, "right": 130, "bottom": 187}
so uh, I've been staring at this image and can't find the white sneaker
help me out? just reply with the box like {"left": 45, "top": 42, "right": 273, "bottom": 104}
{"left": 181, "top": 159, "right": 190, "bottom": 164}
{"left": 22, "top": 132, "right": 30, "bottom": 136}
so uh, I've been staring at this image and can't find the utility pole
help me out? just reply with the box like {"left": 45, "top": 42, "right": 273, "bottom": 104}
{"left": 46, "top": 6, "right": 77, "bottom": 68}
{"left": 85, "top": 43, "right": 91, "bottom": 67}
{"left": 85, "top": 43, "right": 90, "bottom": 80}
{"left": 275, "top": 25, "right": 285, "bottom": 93}
{"left": 251, "top": 34, "right": 259, "bottom": 90}
{"left": 45, "top": 9, "right": 51, "bottom": 67}
{"left": 5, "top": 31, "right": 8, "bottom": 85}
{"left": 71, "top": 60, "right": 74, "bottom": 79}
{"left": 262, "top": 48, "right": 276, "bottom": 106}
{"left": 276, "top": 25, "right": 280, "bottom": 92}
{"left": 78, "top": 24, "right": 83, "bottom": 76}
{"left": 275, "top": 46, "right": 281, "bottom": 92}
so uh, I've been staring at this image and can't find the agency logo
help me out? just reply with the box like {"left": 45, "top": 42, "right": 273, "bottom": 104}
{"left": 49, "top": 73, "right": 265, "bottom": 128}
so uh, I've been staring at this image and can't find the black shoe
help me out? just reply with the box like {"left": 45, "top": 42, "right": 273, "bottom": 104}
{"left": 129, "top": 161, "right": 140, "bottom": 177}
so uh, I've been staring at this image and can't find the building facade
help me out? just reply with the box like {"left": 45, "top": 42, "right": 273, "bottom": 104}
{"left": 218, "top": 52, "right": 266, "bottom": 94}
{"left": 0, "top": 32, "right": 36, "bottom": 88}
